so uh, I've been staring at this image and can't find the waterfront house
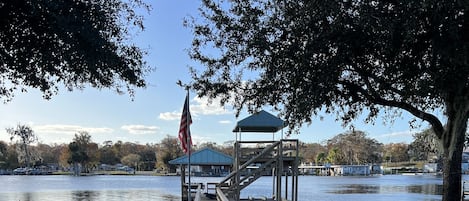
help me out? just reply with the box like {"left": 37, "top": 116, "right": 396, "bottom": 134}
{"left": 299, "top": 163, "right": 382, "bottom": 176}
{"left": 423, "top": 152, "right": 469, "bottom": 174}
{"left": 169, "top": 148, "right": 233, "bottom": 176}
{"left": 334, "top": 165, "right": 372, "bottom": 176}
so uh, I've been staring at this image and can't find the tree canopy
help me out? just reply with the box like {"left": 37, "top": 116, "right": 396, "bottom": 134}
{"left": 408, "top": 128, "right": 441, "bottom": 161}
{"left": 6, "top": 124, "right": 37, "bottom": 167}
{"left": 326, "top": 130, "right": 382, "bottom": 165}
{"left": 187, "top": 1, "right": 468, "bottom": 200}
{"left": 0, "top": 0, "right": 151, "bottom": 102}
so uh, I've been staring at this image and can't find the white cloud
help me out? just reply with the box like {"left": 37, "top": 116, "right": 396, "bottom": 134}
{"left": 34, "top": 124, "right": 113, "bottom": 135}
{"left": 191, "top": 96, "right": 232, "bottom": 116}
{"left": 375, "top": 130, "right": 419, "bottom": 144}
{"left": 121, "top": 124, "right": 160, "bottom": 135}
{"left": 380, "top": 130, "right": 416, "bottom": 138}
{"left": 218, "top": 120, "right": 232, "bottom": 124}
{"left": 159, "top": 96, "right": 232, "bottom": 121}
{"left": 159, "top": 111, "right": 180, "bottom": 120}
{"left": 191, "top": 134, "right": 212, "bottom": 145}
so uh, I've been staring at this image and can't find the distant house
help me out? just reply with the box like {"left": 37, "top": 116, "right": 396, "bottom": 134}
{"left": 463, "top": 152, "right": 469, "bottom": 174}
{"left": 334, "top": 165, "right": 372, "bottom": 176}
{"left": 423, "top": 152, "right": 469, "bottom": 174}
{"left": 298, "top": 163, "right": 381, "bottom": 176}
{"left": 169, "top": 148, "right": 233, "bottom": 176}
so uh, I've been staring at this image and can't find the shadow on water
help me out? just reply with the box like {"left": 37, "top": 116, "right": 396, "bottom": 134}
{"left": 160, "top": 194, "right": 180, "bottom": 201}
{"left": 68, "top": 190, "right": 180, "bottom": 201}
{"left": 17, "top": 192, "right": 33, "bottom": 201}
{"left": 72, "top": 191, "right": 99, "bottom": 201}
{"left": 407, "top": 184, "right": 443, "bottom": 195}
{"left": 329, "top": 184, "right": 443, "bottom": 195}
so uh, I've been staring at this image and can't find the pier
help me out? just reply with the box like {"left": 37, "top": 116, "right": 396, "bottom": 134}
{"left": 189, "top": 110, "right": 299, "bottom": 201}
{"left": 225, "top": 110, "right": 299, "bottom": 201}
{"left": 215, "top": 139, "right": 299, "bottom": 201}
{"left": 186, "top": 138, "right": 299, "bottom": 201}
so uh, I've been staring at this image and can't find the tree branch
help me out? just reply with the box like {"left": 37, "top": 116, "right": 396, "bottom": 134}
{"left": 342, "top": 81, "right": 444, "bottom": 138}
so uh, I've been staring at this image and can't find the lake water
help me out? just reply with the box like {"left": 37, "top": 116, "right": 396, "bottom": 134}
{"left": 0, "top": 174, "right": 465, "bottom": 201}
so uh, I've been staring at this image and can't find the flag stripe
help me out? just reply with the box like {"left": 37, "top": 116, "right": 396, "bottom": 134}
{"left": 178, "top": 93, "right": 192, "bottom": 154}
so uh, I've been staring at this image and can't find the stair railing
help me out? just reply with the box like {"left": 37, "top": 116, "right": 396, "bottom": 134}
{"left": 218, "top": 141, "right": 281, "bottom": 186}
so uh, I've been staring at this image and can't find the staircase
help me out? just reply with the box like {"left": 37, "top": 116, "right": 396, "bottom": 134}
{"left": 216, "top": 140, "right": 298, "bottom": 201}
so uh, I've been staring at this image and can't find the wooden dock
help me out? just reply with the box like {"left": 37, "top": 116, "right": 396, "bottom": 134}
{"left": 188, "top": 140, "right": 298, "bottom": 201}
{"left": 463, "top": 180, "right": 469, "bottom": 201}
{"left": 182, "top": 111, "right": 299, "bottom": 201}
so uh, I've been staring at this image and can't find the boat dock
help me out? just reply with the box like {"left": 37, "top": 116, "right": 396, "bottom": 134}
{"left": 183, "top": 139, "right": 299, "bottom": 201}
{"left": 181, "top": 111, "right": 300, "bottom": 201}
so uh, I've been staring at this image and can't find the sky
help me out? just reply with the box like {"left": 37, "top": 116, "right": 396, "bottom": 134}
{"left": 0, "top": 1, "right": 437, "bottom": 146}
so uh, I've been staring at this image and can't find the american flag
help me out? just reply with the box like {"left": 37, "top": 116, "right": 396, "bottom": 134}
{"left": 178, "top": 93, "right": 192, "bottom": 154}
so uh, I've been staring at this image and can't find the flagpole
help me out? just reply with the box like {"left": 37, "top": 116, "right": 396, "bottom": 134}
{"left": 186, "top": 89, "right": 192, "bottom": 201}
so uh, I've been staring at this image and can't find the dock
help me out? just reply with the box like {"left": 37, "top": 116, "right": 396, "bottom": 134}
{"left": 181, "top": 110, "right": 300, "bottom": 201}
{"left": 463, "top": 180, "right": 469, "bottom": 201}
{"left": 183, "top": 139, "right": 299, "bottom": 201}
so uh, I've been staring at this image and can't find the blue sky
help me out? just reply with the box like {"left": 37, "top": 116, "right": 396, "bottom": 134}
{"left": 0, "top": 1, "right": 433, "bottom": 146}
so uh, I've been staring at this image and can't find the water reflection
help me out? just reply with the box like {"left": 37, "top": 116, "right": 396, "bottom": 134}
{"left": 0, "top": 190, "right": 180, "bottom": 201}
{"left": 329, "top": 183, "right": 443, "bottom": 195}
{"left": 160, "top": 194, "right": 180, "bottom": 201}
{"left": 69, "top": 190, "right": 180, "bottom": 201}
{"left": 329, "top": 184, "right": 380, "bottom": 194}
{"left": 0, "top": 175, "right": 459, "bottom": 201}
{"left": 406, "top": 184, "right": 443, "bottom": 195}
{"left": 72, "top": 191, "right": 98, "bottom": 201}
{"left": 17, "top": 192, "right": 34, "bottom": 201}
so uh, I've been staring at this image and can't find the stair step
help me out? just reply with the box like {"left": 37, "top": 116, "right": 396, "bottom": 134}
{"left": 219, "top": 183, "right": 230, "bottom": 187}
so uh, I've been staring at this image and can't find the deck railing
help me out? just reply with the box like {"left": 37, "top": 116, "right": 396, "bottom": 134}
{"left": 194, "top": 183, "right": 202, "bottom": 201}
{"left": 217, "top": 141, "right": 281, "bottom": 186}
{"left": 216, "top": 139, "right": 299, "bottom": 201}
{"left": 216, "top": 186, "right": 230, "bottom": 201}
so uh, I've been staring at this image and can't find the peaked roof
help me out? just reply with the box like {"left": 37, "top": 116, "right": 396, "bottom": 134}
{"left": 232, "top": 110, "right": 285, "bottom": 133}
{"left": 168, "top": 148, "right": 233, "bottom": 165}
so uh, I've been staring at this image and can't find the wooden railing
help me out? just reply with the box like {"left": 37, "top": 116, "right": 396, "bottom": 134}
{"left": 216, "top": 186, "right": 230, "bottom": 201}
{"left": 217, "top": 141, "right": 281, "bottom": 186}
{"left": 216, "top": 140, "right": 282, "bottom": 200}
{"left": 194, "top": 183, "right": 202, "bottom": 201}
{"left": 230, "top": 156, "right": 277, "bottom": 191}
{"left": 216, "top": 139, "right": 299, "bottom": 201}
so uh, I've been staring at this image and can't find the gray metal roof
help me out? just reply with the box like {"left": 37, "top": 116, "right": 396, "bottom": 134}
{"left": 232, "top": 110, "right": 285, "bottom": 133}
{"left": 168, "top": 148, "right": 233, "bottom": 165}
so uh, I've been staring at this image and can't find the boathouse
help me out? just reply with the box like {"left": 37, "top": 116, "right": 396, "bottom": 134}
{"left": 298, "top": 163, "right": 382, "bottom": 176}
{"left": 169, "top": 148, "right": 233, "bottom": 177}
{"left": 175, "top": 110, "right": 299, "bottom": 201}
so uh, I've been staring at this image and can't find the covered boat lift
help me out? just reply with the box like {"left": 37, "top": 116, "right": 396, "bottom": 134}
{"left": 232, "top": 110, "right": 286, "bottom": 141}
{"left": 216, "top": 110, "right": 299, "bottom": 201}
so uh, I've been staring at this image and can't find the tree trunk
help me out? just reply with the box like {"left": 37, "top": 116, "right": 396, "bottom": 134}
{"left": 440, "top": 98, "right": 468, "bottom": 201}
{"left": 73, "top": 162, "right": 80, "bottom": 176}
{"left": 24, "top": 143, "right": 30, "bottom": 168}
{"left": 442, "top": 141, "right": 463, "bottom": 201}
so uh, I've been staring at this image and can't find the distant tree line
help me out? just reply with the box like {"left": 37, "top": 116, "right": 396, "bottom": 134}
{"left": 294, "top": 128, "right": 444, "bottom": 166}
{"left": 0, "top": 124, "right": 450, "bottom": 173}
{"left": 0, "top": 124, "right": 234, "bottom": 173}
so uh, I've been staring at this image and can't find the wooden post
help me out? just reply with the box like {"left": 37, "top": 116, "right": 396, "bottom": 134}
{"left": 181, "top": 165, "right": 186, "bottom": 200}
{"left": 235, "top": 141, "right": 240, "bottom": 201}
{"left": 294, "top": 140, "right": 299, "bottom": 201}
{"left": 276, "top": 142, "right": 283, "bottom": 201}
{"left": 285, "top": 170, "right": 288, "bottom": 199}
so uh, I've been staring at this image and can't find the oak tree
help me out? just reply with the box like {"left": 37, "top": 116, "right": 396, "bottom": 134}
{"left": 68, "top": 131, "right": 93, "bottom": 175}
{"left": 383, "top": 143, "right": 410, "bottom": 163}
{"left": 326, "top": 130, "right": 382, "bottom": 165}
{"left": 6, "top": 124, "right": 37, "bottom": 167}
{"left": 408, "top": 128, "right": 441, "bottom": 161}
{"left": 187, "top": 1, "right": 468, "bottom": 200}
{"left": 0, "top": 0, "right": 151, "bottom": 102}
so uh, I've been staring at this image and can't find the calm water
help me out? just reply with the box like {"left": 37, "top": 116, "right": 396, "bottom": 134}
{"left": 0, "top": 174, "right": 464, "bottom": 201}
